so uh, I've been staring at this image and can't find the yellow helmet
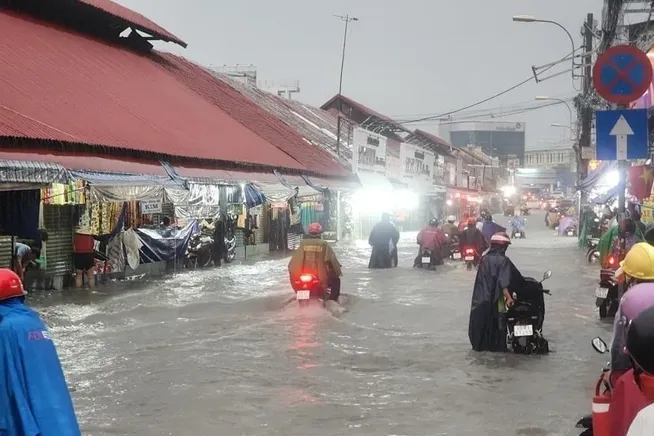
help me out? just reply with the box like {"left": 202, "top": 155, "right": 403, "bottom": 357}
{"left": 618, "top": 243, "right": 654, "bottom": 280}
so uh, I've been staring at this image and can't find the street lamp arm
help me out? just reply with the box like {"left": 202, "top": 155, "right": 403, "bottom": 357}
{"left": 537, "top": 19, "right": 576, "bottom": 60}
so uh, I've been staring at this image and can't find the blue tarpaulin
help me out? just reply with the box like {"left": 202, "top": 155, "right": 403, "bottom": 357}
{"left": 0, "top": 190, "right": 40, "bottom": 240}
{"left": 593, "top": 186, "right": 620, "bottom": 204}
{"left": 134, "top": 220, "right": 196, "bottom": 263}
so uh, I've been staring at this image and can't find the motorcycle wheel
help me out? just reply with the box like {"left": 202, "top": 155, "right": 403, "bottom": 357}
{"left": 198, "top": 251, "right": 212, "bottom": 268}
{"left": 587, "top": 250, "right": 599, "bottom": 264}
{"left": 599, "top": 302, "right": 609, "bottom": 318}
{"left": 298, "top": 299, "right": 310, "bottom": 307}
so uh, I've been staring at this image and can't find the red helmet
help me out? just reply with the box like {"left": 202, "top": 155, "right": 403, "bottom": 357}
{"left": 0, "top": 269, "right": 26, "bottom": 301}
{"left": 490, "top": 232, "right": 512, "bottom": 245}
{"left": 307, "top": 223, "right": 323, "bottom": 235}
{"left": 467, "top": 217, "right": 477, "bottom": 225}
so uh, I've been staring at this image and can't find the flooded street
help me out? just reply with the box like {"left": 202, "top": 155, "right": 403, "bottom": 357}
{"left": 34, "top": 212, "right": 610, "bottom": 436}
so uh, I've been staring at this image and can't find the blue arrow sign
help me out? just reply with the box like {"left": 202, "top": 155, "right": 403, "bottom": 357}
{"left": 595, "top": 109, "right": 649, "bottom": 161}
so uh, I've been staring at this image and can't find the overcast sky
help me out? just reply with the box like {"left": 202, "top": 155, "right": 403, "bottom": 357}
{"left": 118, "top": 0, "right": 603, "bottom": 149}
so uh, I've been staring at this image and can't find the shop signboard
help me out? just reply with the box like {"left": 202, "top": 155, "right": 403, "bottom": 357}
{"left": 141, "top": 200, "right": 162, "bottom": 214}
{"left": 352, "top": 127, "right": 387, "bottom": 173}
{"left": 399, "top": 143, "right": 435, "bottom": 186}
{"left": 385, "top": 154, "right": 402, "bottom": 181}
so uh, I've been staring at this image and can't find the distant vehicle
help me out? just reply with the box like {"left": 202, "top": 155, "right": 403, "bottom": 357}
{"left": 551, "top": 191, "right": 565, "bottom": 199}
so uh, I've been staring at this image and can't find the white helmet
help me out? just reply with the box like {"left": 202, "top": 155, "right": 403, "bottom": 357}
{"left": 447, "top": 215, "right": 456, "bottom": 222}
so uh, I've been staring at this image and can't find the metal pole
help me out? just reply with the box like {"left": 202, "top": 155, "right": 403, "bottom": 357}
{"left": 334, "top": 14, "right": 358, "bottom": 158}
{"left": 578, "top": 13, "right": 594, "bottom": 229}
{"left": 618, "top": 157, "right": 627, "bottom": 300}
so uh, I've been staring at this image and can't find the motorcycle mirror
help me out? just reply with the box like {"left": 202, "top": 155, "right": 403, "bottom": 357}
{"left": 591, "top": 337, "right": 609, "bottom": 354}
{"left": 543, "top": 270, "right": 553, "bottom": 280}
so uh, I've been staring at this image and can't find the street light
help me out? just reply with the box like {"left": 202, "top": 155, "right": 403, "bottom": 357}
{"left": 513, "top": 15, "right": 576, "bottom": 80}
{"left": 535, "top": 96, "right": 574, "bottom": 139}
{"left": 334, "top": 14, "right": 359, "bottom": 159}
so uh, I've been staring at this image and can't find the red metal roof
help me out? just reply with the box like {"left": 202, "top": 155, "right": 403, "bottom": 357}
{"left": 0, "top": 11, "right": 305, "bottom": 172}
{"left": 77, "top": 0, "right": 187, "bottom": 47}
{"left": 0, "top": 149, "right": 168, "bottom": 175}
{"left": 156, "top": 54, "right": 350, "bottom": 178}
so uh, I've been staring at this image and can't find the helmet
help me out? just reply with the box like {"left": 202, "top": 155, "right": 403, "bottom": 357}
{"left": 627, "top": 306, "right": 654, "bottom": 374}
{"left": 490, "top": 232, "right": 511, "bottom": 245}
{"left": 307, "top": 223, "right": 323, "bottom": 235}
{"left": 429, "top": 218, "right": 438, "bottom": 226}
{"left": 467, "top": 217, "right": 477, "bottom": 226}
{"left": 447, "top": 215, "right": 456, "bottom": 223}
{"left": 617, "top": 243, "right": 654, "bottom": 280}
{"left": 0, "top": 269, "right": 26, "bottom": 302}
{"left": 617, "top": 283, "right": 654, "bottom": 321}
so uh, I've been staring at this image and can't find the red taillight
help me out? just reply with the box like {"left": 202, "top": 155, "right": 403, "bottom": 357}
{"left": 608, "top": 256, "right": 615, "bottom": 266}
{"left": 299, "top": 274, "right": 314, "bottom": 283}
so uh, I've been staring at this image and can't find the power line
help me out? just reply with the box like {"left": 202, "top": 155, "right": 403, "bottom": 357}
{"left": 399, "top": 76, "right": 535, "bottom": 125}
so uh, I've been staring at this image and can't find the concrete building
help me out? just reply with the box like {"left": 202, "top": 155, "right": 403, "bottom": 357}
{"left": 524, "top": 147, "right": 576, "bottom": 171}
{"left": 438, "top": 120, "right": 526, "bottom": 166}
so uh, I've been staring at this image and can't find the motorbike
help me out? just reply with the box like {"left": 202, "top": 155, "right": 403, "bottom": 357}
{"left": 505, "top": 270, "right": 552, "bottom": 354}
{"left": 449, "top": 235, "right": 461, "bottom": 260}
{"left": 575, "top": 337, "right": 612, "bottom": 436}
{"left": 504, "top": 206, "right": 515, "bottom": 217}
{"left": 292, "top": 273, "right": 330, "bottom": 307}
{"left": 185, "top": 232, "right": 214, "bottom": 268}
{"left": 596, "top": 261, "right": 619, "bottom": 319}
{"left": 511, "top": 228, "right": 525, "bottom": 239}
{"left": 586, "top": 237, "right": 600, "bottom": 264}
{"left": 520, "top": 207, "right": 530, "bottom": 216}
{"left": 565, "top": 224, "right": 578, "bottom": 237}
{"left": 463, "top": 246, "right": 477, "bottom": 271}
{"left": 418, "top": 248, "right": 437, "bottom": 270}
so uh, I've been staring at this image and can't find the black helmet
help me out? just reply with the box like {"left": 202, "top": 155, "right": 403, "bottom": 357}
{"left": 627, "top": 306, "right": 654, "bottom": 374}
{"left": 429, "top": 218, "right": 438, "bottom": 226}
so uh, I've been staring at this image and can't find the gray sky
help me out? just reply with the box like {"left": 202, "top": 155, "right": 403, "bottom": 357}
{"left": 118, "top": 0, "right": 603, "bottom": 149}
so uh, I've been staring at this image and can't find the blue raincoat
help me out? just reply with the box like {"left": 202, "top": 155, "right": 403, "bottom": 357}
{"left": 0, "top": 297, "right": 80, "bottom": 436}
{"left": 481, "top": 221, "right": 507, "bottom": 244}
{"left": 509, "top": 216, "right": 525, "bottom": 232}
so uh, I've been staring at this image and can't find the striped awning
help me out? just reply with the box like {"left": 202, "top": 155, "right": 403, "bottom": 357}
{"left": 0, "top": 159, "right": 68, "bottom": 184}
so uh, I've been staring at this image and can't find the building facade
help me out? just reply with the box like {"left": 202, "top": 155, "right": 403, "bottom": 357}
{"left": 438, "top": 120, "right": 526, "bottom": 166}
{"left": 524, "top": 147, "right": 576, "bottom": 171}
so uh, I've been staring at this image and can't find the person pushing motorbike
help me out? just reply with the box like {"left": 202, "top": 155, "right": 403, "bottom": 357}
{"left": 468, "top": 232, "right": 526, "bottom": 352}
{"left": 288, "top": 223, "right": 342, "bottom": 302}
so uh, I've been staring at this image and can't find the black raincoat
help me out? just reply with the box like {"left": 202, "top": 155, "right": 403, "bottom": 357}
{"left": 368, "top": 221, "right": 400, "bottom": 269}
{"left": 468, "top": 245, "right": 526, "bottom": 352}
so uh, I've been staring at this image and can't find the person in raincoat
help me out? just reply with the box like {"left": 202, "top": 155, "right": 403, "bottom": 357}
{"left": 468, "top": 232, "right": 526, "bottom": 352}
{"left": 481, "top": 215, "right": 507, "bottom": 246}
{"left": 610, "top": 306, "right": 654, "bottom": 436}
{"left": 0, "top": 268, "right": 81, "bottom": 436}
{"left": 368, "top": 213, "right": 400, "bottom": 269}
{"left": 288, "top": 223, "right": 342, "bottom": 301}
{"left": 598, "top": 218, "right": 644, "bottom": 266}
{"left": 414, "top": 219, "right": 447, "bottom": 267}
{"left": 509, "top": 215, "right": 526, "bottom": 238}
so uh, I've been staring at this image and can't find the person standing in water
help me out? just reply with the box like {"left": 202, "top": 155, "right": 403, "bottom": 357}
{"left": 368, "top": 213, "right": 400, "bottom": 269}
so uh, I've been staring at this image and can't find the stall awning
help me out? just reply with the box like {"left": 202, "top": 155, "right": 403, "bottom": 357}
{"left": 0, "top": 159, "right": 68, "bottom": 185}
{"left": 0, "top": 149, "right": 169, "bottom": 176}
{"left": 68, "top": 170, "right": 178, "bottom": 187}
{"left": 356, "top": 170, "right": 393, "bottom": 192}
{"left": 593, "top": 185, "right": 620, "bottom": 204}
{"left": 579, "top": 162, "right": 618, "bottom": 191}
{"left": 304, "top": 175, "right": 361, "bottom": 191}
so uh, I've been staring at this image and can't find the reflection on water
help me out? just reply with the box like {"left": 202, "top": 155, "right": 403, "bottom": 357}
{"left": 33, "top": 225, "right": 605, "bottom": 435}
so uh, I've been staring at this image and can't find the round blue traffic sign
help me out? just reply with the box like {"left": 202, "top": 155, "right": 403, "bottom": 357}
{"left": 593, "top": 45, "right": 652, "bottom": 105}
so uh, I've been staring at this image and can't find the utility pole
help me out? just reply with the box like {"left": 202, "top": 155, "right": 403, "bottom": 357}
{"left": 334, "top": 14, "right": 358, "bottom": 159}
{"left": 578, "top": 13, "right": 594, "bottom": 215}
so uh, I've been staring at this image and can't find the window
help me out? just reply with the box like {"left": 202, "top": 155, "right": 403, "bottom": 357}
{"left": 366, "top": 136, "right": 380, "bottom": 147}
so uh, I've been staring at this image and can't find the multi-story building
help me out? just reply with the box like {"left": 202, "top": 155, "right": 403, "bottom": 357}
{"left": 438, "top": 120, "right": 526, "bottom": 166}
{"left": 524, "top": 147, "right": 576, "bottom": 171}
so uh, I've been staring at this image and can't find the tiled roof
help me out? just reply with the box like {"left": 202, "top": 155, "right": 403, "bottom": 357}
{"left": 77, "top": 0, "right": 187, "bottom": 47}
{"left": 0, "top": 11, "right": 306, "bottom": 172}
{"left": 157, "top": 54, "right": 350, "bottom": 177}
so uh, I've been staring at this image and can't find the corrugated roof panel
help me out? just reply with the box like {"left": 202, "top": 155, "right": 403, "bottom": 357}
{"left": 77, "top": 0, "right": 187, "bottom": 47}
{"left": 157, "top": 54, "right": 350, "bottom": 178}
{"left": 0, "top": 11, "right": 305, "bottom": 172}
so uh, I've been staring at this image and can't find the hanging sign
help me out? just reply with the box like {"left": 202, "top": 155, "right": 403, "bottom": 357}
{"left": 141, "top": 200, "right": 163, "bottom": 214}
{"left": 352, "top": 127, "right": 387, "bottom": 172}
